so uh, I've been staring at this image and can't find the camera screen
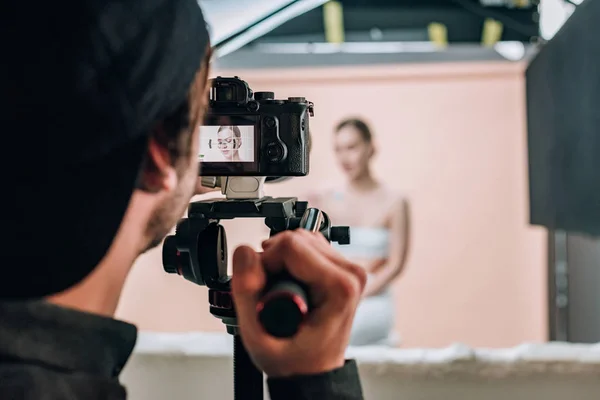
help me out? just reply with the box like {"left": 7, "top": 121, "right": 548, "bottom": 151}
{"left": 199, "top": 125, "right": 255, "bottom": 163}
{"left": 198, "top": 115, "right": 261, "bottom": 176}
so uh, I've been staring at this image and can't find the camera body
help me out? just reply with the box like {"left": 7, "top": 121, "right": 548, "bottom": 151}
{"left": 198, "top": 76, "right": 313, "bottom": 177}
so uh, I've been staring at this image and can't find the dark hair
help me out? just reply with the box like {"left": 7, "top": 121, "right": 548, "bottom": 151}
{"left": 335, "top": 118, "right": 373, "bottom": 143}
{"left": 217, "top": 125, "right": 241, "bottom": 138}
{"left": 137, "top": 46, "right": 212, "bottom": 191}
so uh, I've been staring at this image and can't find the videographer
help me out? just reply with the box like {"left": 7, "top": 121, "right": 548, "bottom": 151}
{"left": 1, "top": 1, "right": 366, "bottom": 399}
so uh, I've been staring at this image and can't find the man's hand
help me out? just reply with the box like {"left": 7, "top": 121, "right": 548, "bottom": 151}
{"left": 231, "top": 230, "right": 367, "bottom": 378}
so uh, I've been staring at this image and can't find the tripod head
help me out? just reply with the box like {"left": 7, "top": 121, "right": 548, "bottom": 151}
{"left": 162, "top": 177, "right": 350, "bottom": 338}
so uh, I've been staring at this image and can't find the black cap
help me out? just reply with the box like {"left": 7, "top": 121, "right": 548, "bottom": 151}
{"left": 2, "top": 0, "right": 210, "bottom": 298}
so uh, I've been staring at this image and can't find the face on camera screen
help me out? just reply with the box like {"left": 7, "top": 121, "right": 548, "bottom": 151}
{"left": 198, "top": 125, "right": 255, "bottom": 163}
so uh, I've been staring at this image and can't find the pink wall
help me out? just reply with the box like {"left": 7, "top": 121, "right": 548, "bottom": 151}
{"left": 116, "top": 61, "right": 548, "bottom": 348}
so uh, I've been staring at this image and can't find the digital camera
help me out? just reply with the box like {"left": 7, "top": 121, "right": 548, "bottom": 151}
{"left": 198, "top": 76, "right": 313, "bottom": 177}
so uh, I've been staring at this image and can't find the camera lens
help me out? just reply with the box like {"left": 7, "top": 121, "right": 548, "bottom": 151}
{"left": 264, "top": 117, "right": 276, "bottom": 128}
{"left": 266, "top": 142, "right": 284, "bottom": 162}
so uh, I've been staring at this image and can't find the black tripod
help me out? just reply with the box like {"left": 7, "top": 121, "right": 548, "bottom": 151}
{"left": 162, "top": 178, "right": 350, "bottom": 400}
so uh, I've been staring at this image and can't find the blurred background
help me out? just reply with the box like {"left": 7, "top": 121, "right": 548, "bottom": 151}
{"left": 115, "top": 0, "right": 599, "bottom": 349}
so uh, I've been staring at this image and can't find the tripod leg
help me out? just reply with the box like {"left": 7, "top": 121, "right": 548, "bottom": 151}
{"left": 233, "top": 335, "right": 264, "bottom": 400}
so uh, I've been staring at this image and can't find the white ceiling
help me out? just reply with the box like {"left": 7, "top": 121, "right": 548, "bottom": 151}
{"left": 199, "top": 0, "right": 329, "bottom": 57}
{"left": 199, "top": 0, "right": 296, "bottom": 45}
{"left": 199, "top": 0, "right": 566, "bottom": 60}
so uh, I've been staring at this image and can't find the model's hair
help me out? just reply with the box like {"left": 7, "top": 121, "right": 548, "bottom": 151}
{"left": 335, "top": 118, "right": 373, "bottom": 143}
{"left": 217, "top": 125, "right": 241, "bottom": 138}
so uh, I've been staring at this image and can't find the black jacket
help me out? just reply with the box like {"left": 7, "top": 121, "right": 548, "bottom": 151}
{"left": 0, "top": 301, "right": 363, "bottom": 399}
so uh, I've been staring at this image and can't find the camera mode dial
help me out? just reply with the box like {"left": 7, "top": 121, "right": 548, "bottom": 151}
{"left": 255, "top": 92, "right": 275, "bottom": 101}
{"left": 265, "top": 142, "right": 286, "bottom": 163}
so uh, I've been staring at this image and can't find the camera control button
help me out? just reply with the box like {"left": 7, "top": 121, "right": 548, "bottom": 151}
{"left": 264, "top": 117, "right": 276, "bottom": 128}
{"left": 266, "top": 142, "right": 284, "bottom": 162}
{"left": 288, "top": 97, "right": 305, "bottom": 103}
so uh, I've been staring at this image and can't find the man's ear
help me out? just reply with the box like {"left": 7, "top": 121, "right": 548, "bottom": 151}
{"left": 139, "top": 136, "right": 178, "bottom": 193}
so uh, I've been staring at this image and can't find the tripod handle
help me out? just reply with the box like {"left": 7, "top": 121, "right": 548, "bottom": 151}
{"left": 256, "top": 208, "right": 324, "bottom": 338}
{"left": 257, "top": 275, "right": 309, "bottom": 338}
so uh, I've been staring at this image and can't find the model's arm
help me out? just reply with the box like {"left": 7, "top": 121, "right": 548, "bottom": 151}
{"left": 362, "top": 198, "right": 411, "bottom": 297}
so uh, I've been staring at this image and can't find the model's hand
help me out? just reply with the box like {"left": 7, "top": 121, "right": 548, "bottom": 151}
{"left": 231, "top": 230, "right": 367, "bottom": 378}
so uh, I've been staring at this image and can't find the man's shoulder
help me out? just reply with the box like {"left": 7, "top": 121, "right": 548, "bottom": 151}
{"left": 0, "top": 363, "right": 127, "bottom": 400}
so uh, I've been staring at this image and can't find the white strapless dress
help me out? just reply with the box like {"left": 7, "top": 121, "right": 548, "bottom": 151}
{"left": 332, "top": 227, "right": 396, "bottom": 346}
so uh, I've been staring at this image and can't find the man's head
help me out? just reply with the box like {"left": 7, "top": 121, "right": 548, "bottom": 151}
{"left": 133, "top": 50, "right": 212, "bottom": 252}
{"left": 217, "top": 125, "right": 242, "bottom": 160}
{"left": 2, "top": 0, "right": 211, "bottom": 302}
{"left": 46, "top": 48, "right": 213, "bottom": 315}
